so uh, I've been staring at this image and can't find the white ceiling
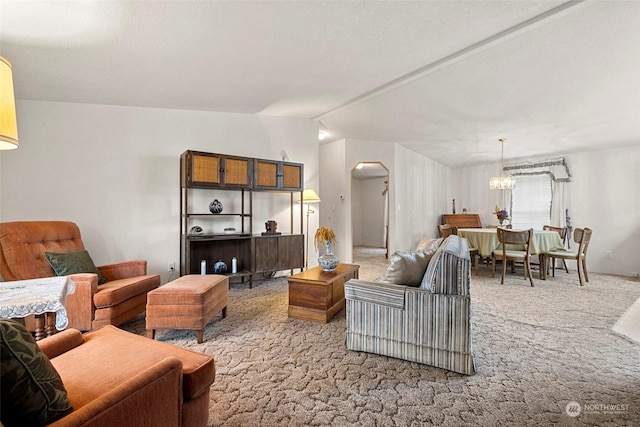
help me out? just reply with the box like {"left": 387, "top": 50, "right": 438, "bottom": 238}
{"left": 1, "top": 0, "right": 639, "bottom": 168}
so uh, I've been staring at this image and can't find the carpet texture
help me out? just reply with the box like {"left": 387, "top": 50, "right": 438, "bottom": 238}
{"left": 121, "top": 261, "right": 640, "bottom": 426}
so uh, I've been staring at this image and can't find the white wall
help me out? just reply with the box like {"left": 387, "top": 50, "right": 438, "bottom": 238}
{"left": 318, "top": 139, "right": 347, "bottom": 262}
{"left": 0, "top": 100, "right": 319, "bottom": 282}
{"left": 451, "top": 162, "right": 511, "bottom": 227}
{"left": 453, "top": 145, "right": 640, "bottom": 277}
{"left": 320, "top": 139, "right": 452, "bottom": 264}
{"left": 393, "top": 144, "right": 452, "bottom": 250}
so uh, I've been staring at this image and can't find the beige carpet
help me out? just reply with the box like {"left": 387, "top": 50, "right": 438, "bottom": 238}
{"left": 121, "top": 255, "right": 640, "bottom": 426}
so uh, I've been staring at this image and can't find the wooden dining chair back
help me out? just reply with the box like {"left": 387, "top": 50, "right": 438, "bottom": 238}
{"left": 438, "top": 224, "right": 457, "bottom": 238}
{"left": 545, "top": 227, "right": 592, "bottom": 286}
{"left": 438, "top": 224, "right": 480, "bottom": 274}
{"left": 492, "top": 228, "right": 534, "bottom": 287}
{"left": 543, "top": 225, "right": 569, "bottom": 274}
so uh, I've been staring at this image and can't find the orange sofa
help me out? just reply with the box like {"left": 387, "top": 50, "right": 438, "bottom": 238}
{"left": 0, "top": 221, "right": 160, "bottom": 331}
{"left": 36, "top": 326, "right": 215, "bottom": 427}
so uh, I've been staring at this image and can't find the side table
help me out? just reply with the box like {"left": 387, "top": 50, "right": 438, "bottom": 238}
{"left": 288, "top": 263, "right": 359, "bottom": 323}
{"left": 0, "top": 277, "right": 75, "bottom": 340}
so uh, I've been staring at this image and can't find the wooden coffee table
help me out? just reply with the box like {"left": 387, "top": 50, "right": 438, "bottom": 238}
{"left": 287, "top": 263, "right": 359, "bottom": 323}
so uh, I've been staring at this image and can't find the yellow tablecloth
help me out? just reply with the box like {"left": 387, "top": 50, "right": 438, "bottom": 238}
{"left": 457, "top": 228, "right": 566, "bottom": 258}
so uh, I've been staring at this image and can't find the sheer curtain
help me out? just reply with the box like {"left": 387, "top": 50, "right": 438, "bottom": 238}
{"left": 504, "top": 158, "right": 571, "bottom": 229}
{"left": 511, "top": 174, "right": 552, "bottom": 229}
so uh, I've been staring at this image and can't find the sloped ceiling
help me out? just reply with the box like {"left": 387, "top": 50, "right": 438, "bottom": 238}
{"left": 1, "top": 0, "right": 638, "bottom": 167}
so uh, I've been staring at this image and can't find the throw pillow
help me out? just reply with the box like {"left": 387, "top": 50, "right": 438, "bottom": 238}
{"left": 0, "top": 319, "right": 72, "bottom": 426}
{"left": 416, "top": 237, "right": 443, "bottom": 252}
{"left": 45, "top": 249, "right": 107, "bottom": 285}
{"left": 376, "top": 246, "right": 439, "bottom": 287}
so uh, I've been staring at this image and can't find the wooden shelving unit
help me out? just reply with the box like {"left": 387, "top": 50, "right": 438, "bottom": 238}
{"left": 180, "top": 150, "right": 305, "bottom": 286}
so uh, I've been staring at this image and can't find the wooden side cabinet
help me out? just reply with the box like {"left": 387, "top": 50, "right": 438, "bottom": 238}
{"left": 253, "top": 234, "right": 304, "bottom": 274}
{"left": 287, "top": 264, "right": 360, "bottom": 323}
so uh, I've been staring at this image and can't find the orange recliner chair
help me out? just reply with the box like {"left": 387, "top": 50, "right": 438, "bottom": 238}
{"left": 0, "top": 221, "right": 160, "bottom": 331}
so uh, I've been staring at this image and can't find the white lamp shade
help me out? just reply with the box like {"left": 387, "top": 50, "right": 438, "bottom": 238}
{"left": 299, "top": 188, "right": 321, "bottom": 203}
{"left": 0, "top": 56, "right": 18, "bottom": 150}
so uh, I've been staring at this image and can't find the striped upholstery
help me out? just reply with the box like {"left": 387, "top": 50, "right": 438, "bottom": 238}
{"left": 345, "top": 235, "right": 475, "bottom": 375}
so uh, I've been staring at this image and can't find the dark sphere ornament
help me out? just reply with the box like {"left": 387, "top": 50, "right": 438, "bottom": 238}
{"left": 209, "top": 199, "right": 223, "bottom": 214}
{"left": 213, "top": 260, "right": 228, "bottom": 274}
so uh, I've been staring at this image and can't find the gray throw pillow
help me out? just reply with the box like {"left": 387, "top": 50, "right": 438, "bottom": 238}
{"left": 45, "top": 249, "right": 107, "bottom": 285}
{"left": 377, "top": 246, "right": 439, "bottom": 287}
{"left": 416, "top": 237, "right": 443, "bottom": 252}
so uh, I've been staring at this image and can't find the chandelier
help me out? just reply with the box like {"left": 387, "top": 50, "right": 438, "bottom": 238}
{"left": 489, "top": 138, "right": 515, "bottom": 190}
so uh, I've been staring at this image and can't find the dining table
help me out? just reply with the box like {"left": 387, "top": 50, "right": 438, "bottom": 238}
{"left": 0, "top": 276, "right": 75, "bottom": 340}
{"left": 457, "top": 228, "right": 566, "bottom": 280}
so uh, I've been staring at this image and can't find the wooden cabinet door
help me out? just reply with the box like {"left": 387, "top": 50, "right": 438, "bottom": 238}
{"left": 254, "top": 159, "right": 280, "bottom": 189}
{"left": 222, "top": 156, "right": 252, "bottom": 187}
{"left": 254, "top": 236, "right": 278, "bottom": 273}
{"left": 281, "top": 162, "right": 303, "bottom": 191}
{"left": 277, "top": 235, "right": 304, "bottom": 270}
{"left": 182, "top": 151, "right": 252, "bottom": 188}
{"left": 188, "top": 152, "right": 222, "bottom": 186}
{"left": 254, "top": 159, "right": 304, "bottom": 190}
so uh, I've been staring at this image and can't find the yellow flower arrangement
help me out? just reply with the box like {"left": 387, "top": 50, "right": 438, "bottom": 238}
{"left": 314, "top": 226, "right": 336, "bottom": 251}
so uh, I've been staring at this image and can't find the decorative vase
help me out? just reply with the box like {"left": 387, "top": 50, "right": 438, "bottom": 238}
{"left": 318, "top": 241, "right": 339, "bottom": 272}
{"left": 209, "top": 199, "right": 223, "bottom": 214}
{"left": 213, "top": 259, "right": 227, "bottom": 274}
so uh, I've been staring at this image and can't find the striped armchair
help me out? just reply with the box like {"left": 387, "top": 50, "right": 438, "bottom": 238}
{"left": 345, "top": 235, "right": 475, "bottom": 375}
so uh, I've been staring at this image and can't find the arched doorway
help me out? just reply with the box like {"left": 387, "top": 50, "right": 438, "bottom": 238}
{"left": 351, "top": 162, "right": 390, "bottom": 272}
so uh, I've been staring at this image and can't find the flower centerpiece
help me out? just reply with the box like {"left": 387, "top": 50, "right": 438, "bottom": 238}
{"left": 494, "top": 205, "right": 511, "bottom": 226}
{"left": 314, "top": 226, "right": 339, "bottom": 271}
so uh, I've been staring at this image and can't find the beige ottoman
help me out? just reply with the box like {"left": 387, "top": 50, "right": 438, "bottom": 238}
{"left": 146, "top": 274, "right": 229, "bottom": 343}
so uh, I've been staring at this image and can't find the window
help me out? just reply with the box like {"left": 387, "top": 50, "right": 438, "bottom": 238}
{"left": 511, "top": 174, "right": 552, "bottom": 230}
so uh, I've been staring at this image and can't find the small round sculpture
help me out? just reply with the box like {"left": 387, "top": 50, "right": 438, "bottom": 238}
{"left": 209, "top": 199, "right": 223, "bottom": 214}
{"left": 189, "top": 226, "right": 203, "bottom": 235}
{"left": 213, "top": 260, "right": 228, "bottom": 274}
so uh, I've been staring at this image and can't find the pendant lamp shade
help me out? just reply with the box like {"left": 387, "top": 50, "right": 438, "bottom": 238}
{"left": 0, "top": 56, "right": 19, "bottom": 150}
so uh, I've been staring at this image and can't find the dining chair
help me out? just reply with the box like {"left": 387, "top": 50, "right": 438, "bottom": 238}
{"left": 439, "top": 224, "right": 480, "bottom": 274}
{"left": 543, "top": 225, "right": 569, "bottom": 275}
{"left": 544, "top": 228, "right": 592, "bottom": 286}
{"left": 487, "top": 224, "right": 513, "bottom": 229}
{"left": 492, "top": 228, "right": 534, "bottom": 287}
{"left": 438, "top": 224, "right": 457, "bottom": 238}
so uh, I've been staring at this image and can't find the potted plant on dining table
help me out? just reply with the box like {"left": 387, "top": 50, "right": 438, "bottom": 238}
{"left": 314, "top": 226, "right": 339, "bottom": 272}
